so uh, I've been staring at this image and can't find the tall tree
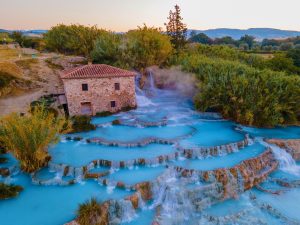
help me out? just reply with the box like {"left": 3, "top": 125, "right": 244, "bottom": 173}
{"left": 165, "top": 4, "right": 187, "bottom": 51}
{"left": 239, "top": 35, "right": 255, "bottom": 49}
{"left": 124, "top": 25, "right": 172, "bottom": 71}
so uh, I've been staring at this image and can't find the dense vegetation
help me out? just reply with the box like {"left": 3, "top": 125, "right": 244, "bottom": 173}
{"left": 45, "top": 24, "right": 172, "bottom": 71}
{"left": 45, "top": 24, "right": 104, "bottom": 59}
{"left": 177, "top": 45, "right": 300, "bottom": 127}
{"left": 0, "top": 106, "right": 70, "bottom": 173}
{"left": 189, "top": 32, "right": 300, "bottom": 51}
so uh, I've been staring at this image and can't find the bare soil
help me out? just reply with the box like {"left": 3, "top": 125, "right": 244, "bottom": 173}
{"left": 0, "top": 45, "right": 86, "bottom": 116}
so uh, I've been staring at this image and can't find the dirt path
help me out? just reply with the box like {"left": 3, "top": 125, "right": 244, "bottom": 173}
{"left": 0, "top": 89, "right": 43, "bottom": 116}
{"left": 0, "top": 46, "right": 86, "bottom": 116}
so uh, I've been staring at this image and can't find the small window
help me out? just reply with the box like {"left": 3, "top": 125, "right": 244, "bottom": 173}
{"left": 82, "top": 83, "right": 88, "bottom": 91}
{"left": 111, "top": 101, "right": 116, "bottom": 108}
{"left": 114, "top": 83, "right": 120, "bottom": 90}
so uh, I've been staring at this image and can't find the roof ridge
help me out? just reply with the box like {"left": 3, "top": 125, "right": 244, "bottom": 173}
{"left": 61, "top": 64, "right": 136, "bottom": 79}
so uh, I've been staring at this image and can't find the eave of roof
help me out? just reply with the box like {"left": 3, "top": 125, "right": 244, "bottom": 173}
{"left": 60, "top": 64, "right": 137, "bottom": 79}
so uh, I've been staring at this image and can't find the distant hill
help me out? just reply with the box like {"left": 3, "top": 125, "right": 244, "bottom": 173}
{"left": 0, "top": 29, "right": 48, "bottom": 36}
{"left": 2, "top": 28, "right": 300, "bottom": 40}
{"left": 188, "top": 28, "right": 300, "bottom": 40}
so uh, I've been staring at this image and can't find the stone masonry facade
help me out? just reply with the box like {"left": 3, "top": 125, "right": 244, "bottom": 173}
{"left": 61, "top": 64, "right": 137, "bottom": 116}
{"left": 63, "top": 76, "right": 136, "bottom": 116}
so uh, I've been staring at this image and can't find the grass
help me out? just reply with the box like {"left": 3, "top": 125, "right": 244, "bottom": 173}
{"left": 0, "top": 61, "right": 24, "bottom": 97}
{"left": 0, "top": 45, "right": 19, "bottom": 60}
{"left": 77, "top": 197, "right": 102, "bottom": 225}
{"left": 15, "top": 58, "right": 39, "bottom": 70}
{"left": 0, "top": 61, "right": 22, "bottom": 78}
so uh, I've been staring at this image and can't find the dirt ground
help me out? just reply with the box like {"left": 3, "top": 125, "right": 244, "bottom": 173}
{"left": 0, "top": 45, "right": 86, "bottom": 116}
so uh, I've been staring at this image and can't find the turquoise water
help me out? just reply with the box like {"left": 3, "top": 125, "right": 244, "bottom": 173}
{"left": 241, "top": 126, "right": 300, "bottom": 139}
{"left": 1, "top": 86, "right": 300, "bottom": 225}
{"left": 107, "top": 166, "right": 166, "bottom": 185}
{"left": 49, "top": 142, "right": 176, "bottom": 167}
{"left": 0, "top": 174, "right": 132, "bottom": 225}
{"left": 174, "top": 142, "right": 265, "bottom": 171}
{"left": 179, "top": 121, "right": 244, "bottom": 147}
{"left": 72, "top": 124, "right": 194, "bottom": 142}
{"left": 121, "top": 208, "right": 155, "bottom": 225}
{"left": 91, "top": 115, "right": 117, "bottom": 125}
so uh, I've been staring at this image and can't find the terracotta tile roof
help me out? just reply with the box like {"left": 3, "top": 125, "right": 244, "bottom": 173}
{"left": 61, "top": 64, "right": 136, "bottom": 79}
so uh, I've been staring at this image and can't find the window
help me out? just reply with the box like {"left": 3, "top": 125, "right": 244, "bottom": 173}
{"left": 114, "top": 83, "right": 120, "bottom": 90}
{"left": 82, "top": 83, "right": 88, "bottom": 91}
{"left": 111, "top": 101, "right": 116, "bottom": 108}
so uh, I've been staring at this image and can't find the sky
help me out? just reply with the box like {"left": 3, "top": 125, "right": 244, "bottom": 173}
{"left": 1, "top": 0, "right": 300, "bottom": 31}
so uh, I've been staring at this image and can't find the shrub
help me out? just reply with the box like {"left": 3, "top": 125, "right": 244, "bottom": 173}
{"left": 77, "top": 197, "right": 102, "bottom": 225}
{"left": 0, "top": 183, "right": 23, "bottom": 200}
{"left": 0, "top": 105, "right": 71, "bottom": 173}
{"left": 71, "top": 115, "right": 96, "bottom": 133}
{"left": 95, "top": 111, "right": 113, "bottom": 117}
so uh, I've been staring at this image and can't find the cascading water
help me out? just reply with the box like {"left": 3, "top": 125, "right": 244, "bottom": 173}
{"left": 135, "top": 73, "right": 156, "bottom": 107}
{"left": 2, "top": 70, "right": 300, "bottom": 225}
{"left": 258, "top": 138, "right": 300, "bottom": 176}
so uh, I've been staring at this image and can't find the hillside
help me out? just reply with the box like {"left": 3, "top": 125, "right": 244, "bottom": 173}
{"left": 188, "top": 28, "right": 300, "bottom": 40}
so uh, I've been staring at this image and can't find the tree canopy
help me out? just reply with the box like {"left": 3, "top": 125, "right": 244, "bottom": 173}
{"left": 45, "top": 24, "right": 104, "bottom": 59}
{"left": 124, "top": 25, "right": 173, "bottom": 71}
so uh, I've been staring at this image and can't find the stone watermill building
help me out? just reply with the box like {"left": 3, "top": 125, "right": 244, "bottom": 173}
{"left": 61, "top": 64, "right": 137, "bottom": 116}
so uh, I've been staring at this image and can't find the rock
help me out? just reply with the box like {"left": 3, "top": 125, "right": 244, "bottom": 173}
{"left": 267, "top": 139, "right": 300, "bottom": 160}
{"left": 0, "top": 168, "right": 10, "bottom": 177}
{"left": 135, "top": 182, "right": 152, "bottom": 200}
{"left": 126, "top": 193, "right": 139, "bottom": 209}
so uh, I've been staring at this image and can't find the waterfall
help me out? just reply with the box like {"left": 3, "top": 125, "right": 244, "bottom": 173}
{"left": 258, "top": 139, "right": 300, "bottom": 176}
{"left": 108, "top": 199, "right": 137, "bottom": 224}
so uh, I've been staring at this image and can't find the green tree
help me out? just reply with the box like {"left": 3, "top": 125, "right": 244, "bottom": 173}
{"left": 165, "top": 4, "right": 187, "bottom": 51}
{"left": 45, "top": 24, "right": 104, "bottom": 60}
{"left": 287, "top": 49, "right": 300, "bottom": 67}
{"left": 280, "top": 42, "right": 294, "bottom": 51}
{"left": 124, "top": 25, "right": 172, "bottom": 71}
{"left": 189, "top": 33, "right": 213, "bottom": 45}
{"left": 91, "top": 32, "right": 122, "bottom": 65}
{"left": 214, "top": 36, "right": 238, "bottom": 46}
{"left": 239, "top": 35, "right": 255, "bottom": 49}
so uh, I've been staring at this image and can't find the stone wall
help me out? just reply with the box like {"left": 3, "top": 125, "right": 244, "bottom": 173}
{"left": 62, "top": 76, "right": 136, "bottom": 116}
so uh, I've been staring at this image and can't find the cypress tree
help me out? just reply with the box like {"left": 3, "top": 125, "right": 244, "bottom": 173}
{"left": 165, "top": 5, "right": 187, "bottom": 51}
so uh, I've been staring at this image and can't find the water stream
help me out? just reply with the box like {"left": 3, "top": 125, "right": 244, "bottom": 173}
{"left": 0, "top": 74, "right": 300, "bottom": 225}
